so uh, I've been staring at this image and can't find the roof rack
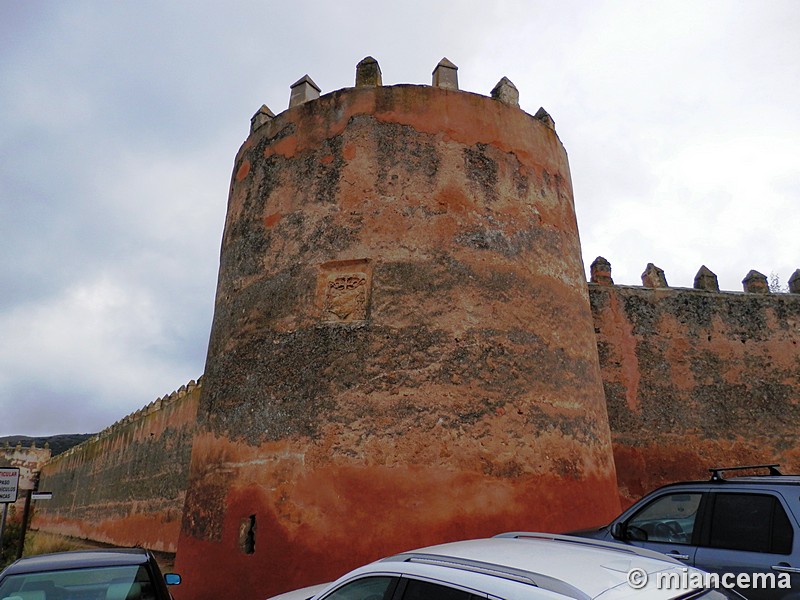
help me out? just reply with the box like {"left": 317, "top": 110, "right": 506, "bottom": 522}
{"left": 397, "top": 553, "right": 590, "bottom": 600}
{"left": 709, "top": 464, "right": 782, "bottom": 482}
{"left": 495, "top": 532, "right": 687, "bottom": 563}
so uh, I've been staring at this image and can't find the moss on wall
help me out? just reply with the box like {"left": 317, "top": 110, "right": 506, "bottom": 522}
{"left": 590, "top": 284, "right": 800, "bottom": 504}
{"left": 30, "top": 382, "right": 200, "bottom": 553}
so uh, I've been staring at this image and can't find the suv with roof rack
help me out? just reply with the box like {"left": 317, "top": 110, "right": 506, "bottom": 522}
{"left": 571, "top": 464, "right": 800, "bottom": 600}
{"left": 268, "top": 532, "right": 742, "bottom": 600}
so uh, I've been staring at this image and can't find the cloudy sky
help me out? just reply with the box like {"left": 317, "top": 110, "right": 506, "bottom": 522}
{"left": 1, "top": 1, "right": 798, "bottom": 437}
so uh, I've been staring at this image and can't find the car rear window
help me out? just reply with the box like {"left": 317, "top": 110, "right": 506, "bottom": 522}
{"left": 0, "top": 564, "right": 156, "bottom": 600}
{"left": 708, "top": 493, "right": 793, "bottom": 554}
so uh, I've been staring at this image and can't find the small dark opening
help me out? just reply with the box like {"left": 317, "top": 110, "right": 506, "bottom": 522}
{"left": 241, "top": 514, "right": 256, "bottom": 554}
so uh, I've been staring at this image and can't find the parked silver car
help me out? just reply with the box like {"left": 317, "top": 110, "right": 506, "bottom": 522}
{"left": 269, "top": 532, "right": 742, "bottom": 600}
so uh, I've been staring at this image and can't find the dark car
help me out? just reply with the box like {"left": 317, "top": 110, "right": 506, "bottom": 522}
{"left": 571, "top": 464, "right": 800, "bottom": 600}
{"left": 0, "top": 547, "right": 180, "bottom": 600}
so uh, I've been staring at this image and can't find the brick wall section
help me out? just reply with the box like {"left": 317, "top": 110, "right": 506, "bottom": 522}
{"left": 589, "top": 284, "right": 800, "bottom": 506}
{"left": 30, "top": 381, "right": 200, "bottom": 553}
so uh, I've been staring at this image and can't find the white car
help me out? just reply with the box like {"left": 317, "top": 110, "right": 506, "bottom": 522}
{"left": 268, "top": 532, "right": 743, "bottom": 600}
{"left": 268, "top": 583, "right": 331, "bottom": 600}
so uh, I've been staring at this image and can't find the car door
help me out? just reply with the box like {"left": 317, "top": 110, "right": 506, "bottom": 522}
{"left": 620, "top": 490, "right": 705, "bottom": 565}
{"left": 694, "top": 492, "right": 800, "bottom": 600}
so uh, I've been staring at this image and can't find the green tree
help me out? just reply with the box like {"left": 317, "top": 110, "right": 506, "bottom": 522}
{"left": 769, "top": 272, "right": 788, "bottom": 293}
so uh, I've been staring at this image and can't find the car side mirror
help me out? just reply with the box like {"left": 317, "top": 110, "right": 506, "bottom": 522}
{"left": 611, "top": 522, "right": 626, "bottom": 540}
{"left": 164, "top": 573, "right": 182, "bottom": 586}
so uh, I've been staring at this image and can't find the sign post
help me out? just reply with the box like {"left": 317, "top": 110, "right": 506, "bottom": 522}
{"left": 16, "top": 490, "right": 32, "bottom": 560}
{"left": 0, "top": 503, "right": 7, "bottom": 557}
{"left": 0, "top": 468, "right": 19, "bottom": 504}
{"left": 0, "top": 468, "right": 20, "bottom": 558}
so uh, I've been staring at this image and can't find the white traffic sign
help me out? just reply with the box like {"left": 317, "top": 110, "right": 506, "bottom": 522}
{"left": 0, "top": 468, "right": 20, "bottom": 503}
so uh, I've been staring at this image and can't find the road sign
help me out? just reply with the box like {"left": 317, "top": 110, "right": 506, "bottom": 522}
{"left": 31, "top": 492, "right": 52, "bottom": 501}
{"left": 0, "top": 468, "right": 20, "bottom": 503}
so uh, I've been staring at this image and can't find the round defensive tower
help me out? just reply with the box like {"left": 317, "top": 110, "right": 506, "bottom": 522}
{"left": 177, "top": 58, "right": 620, "bottom": 600}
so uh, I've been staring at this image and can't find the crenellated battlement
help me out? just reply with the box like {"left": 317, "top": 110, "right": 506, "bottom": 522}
{"left": 587, "top": 257, "right": 800, "bottom": 504}
{"left": 32, "top": 377, "right": 202, "bottom": 553}
{"left": 250, "top": 56, "right": 553, "bottom": 135}
{"left": 106, "top": 377, "right": 200, "bottom": 429}
{"left": 52, "top": 377, "right": 202, "bottom": 463}
{"left": 2, "top": 440, "right": 48, "bottom": 450}
{"left": 590, "top": 256, "right": 800, "bottom": 294}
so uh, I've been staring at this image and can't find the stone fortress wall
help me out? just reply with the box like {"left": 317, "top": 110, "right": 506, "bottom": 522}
{"left": 589, "top": 259, "right": 800, "bottom": 505}
{"left": 25, "top": 58, "right": 800, "bottom": 600}
{"left": 30, "top": 263, "right": 800, "bottom": 551}
{"left": 31, "top": 380, "right": 200, "bottom": 553}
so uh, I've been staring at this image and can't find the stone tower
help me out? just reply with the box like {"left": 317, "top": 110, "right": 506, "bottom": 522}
{"left": 176, "top": 58, "right": 620, "bottom": 600}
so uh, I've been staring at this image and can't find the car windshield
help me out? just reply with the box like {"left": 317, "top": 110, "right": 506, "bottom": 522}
{"left": 0, "top": 564, "right": 155, "bottom": 600}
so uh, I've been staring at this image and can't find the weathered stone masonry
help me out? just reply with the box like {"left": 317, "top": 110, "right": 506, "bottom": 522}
{"left": 32, "top": 381, "right": 200, "bottom": 553}
{"left": 28, "top": 58, "right": 800, "bottom": 600}
{"left": 174, "top": 57, "right": 619, "bottom": 600}
{"left": 590, "top": 260, "right": 800, "bottom": 504}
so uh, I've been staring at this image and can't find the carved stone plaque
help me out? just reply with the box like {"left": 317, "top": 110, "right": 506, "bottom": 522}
{"left": 319, "top": 260, "right": 371, "bottom": 324}
{"left": 324, "top": 273, "right": 367, "bottom": 322}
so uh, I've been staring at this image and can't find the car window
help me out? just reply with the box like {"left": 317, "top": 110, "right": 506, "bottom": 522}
{"left": 323, "top": 576, "right": 397, "bottom": 600}
{"left": 708, "top": 493, "right": 793, "bottom": 554}
{"left": 0, "top": 564, "right": 157, "bottom": 600}
{"left": 772, "top": 498, "right": 793, "bottom": 554}
{"left": 400, "top": 579, "right": 481, "bottom": 600}
{"left": 626, "top": 492, "right": 702, "bottom": 544}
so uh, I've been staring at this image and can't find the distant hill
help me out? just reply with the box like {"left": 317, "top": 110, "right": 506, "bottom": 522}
{"left": 0, "top": 434, "right": 95, "bottom": 457}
